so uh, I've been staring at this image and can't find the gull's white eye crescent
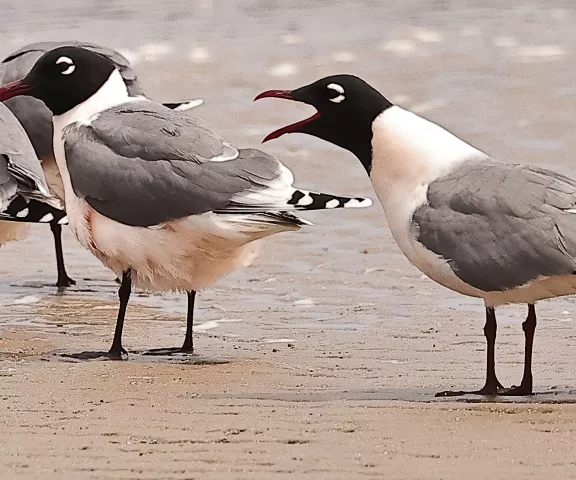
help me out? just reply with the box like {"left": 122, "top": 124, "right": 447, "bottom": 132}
{"left": 56, "top": 56, "right": 76, "bottom": 75}
{"left": 327, "top": 83, "right": 345, "bottom": 103}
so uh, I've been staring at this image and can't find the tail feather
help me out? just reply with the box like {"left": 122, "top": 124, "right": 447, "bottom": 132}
{"left": 217, "top": 211, "right": 310, "bottom": 238}
{"left": 1, "top": 196, "right": 68, "bottom": 224}
{"left": 254, "top": 211, "right": 312, "bottom": 227}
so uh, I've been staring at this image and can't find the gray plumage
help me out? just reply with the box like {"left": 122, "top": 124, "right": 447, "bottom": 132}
{"left": 0, "top": 102, "right": 51, "bottom": 200}
{"left": 0, "top": 103, "right": 64, "bottom": 222}
{"left": 64, "top": 101, "right": 369, "bottom": 227}
{"left": 411, "top": 160, "right": 576, "bottom": 292}
{"left": 0, "top": 41, "right": 142, "bottom": 160}
{"left": 64, "top": 101, "right": 240, "bottom": 226}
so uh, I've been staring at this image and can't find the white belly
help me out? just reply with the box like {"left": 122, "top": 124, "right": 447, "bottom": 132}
{"left": 372, "top": 179, "right": 576, "bottom": 307}
{"left": 51, "top": 117, "right": 290, "bottom": 292}
{"left": 376, "top": 185, "right": 485, "bottom": 299}
{"left": 86, "top": 209, "right": 265, "bottom": 291}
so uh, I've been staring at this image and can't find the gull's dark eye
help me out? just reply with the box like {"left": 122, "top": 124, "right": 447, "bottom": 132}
{"left": 56, "top": 56, "right": 76, "bottom": 76}
{"left": 327, "top": 83, "right": 345, "bottom": 104}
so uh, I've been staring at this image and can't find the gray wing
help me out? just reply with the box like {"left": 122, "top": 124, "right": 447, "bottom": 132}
{"left": 0, "top": 41, "right": 143, "bottom": 160}
{"left": 0, "top": 104, "right": 45, "bottom": 177}
{"left": 0, "top": 103, "right": 64, "bottom": 221}
{"left": 64, "top": 102, "right": 294, "bottom": 227}
{"left": 412, "top": 161, "right": 576, "bottom": 292}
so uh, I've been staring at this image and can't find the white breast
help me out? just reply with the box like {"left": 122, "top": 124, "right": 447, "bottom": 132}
{"left": 369, "top": 107, "right": 487, "bottom": 299}
{"left": 49, "top": 70, "right": 293, "bottom": 292}
{"left": 52, "top": 69, "right": 142, "bottom": 250}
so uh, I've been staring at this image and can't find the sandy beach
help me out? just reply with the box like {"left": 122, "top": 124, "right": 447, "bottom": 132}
{"left": 1, "top": 292, "right": 576, "bottom": 479}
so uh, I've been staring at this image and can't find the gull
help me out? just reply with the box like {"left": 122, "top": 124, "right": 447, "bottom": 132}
{"left": 0, "top": 41, "right": 203, "bottom": 287}
{"left": 0, "top": 102, "right": 66, "bottom": 258}
{"left": 256, "top": 74, "right": 576, "bottom": 396}
{"left": 0, "top": 50, "right": 372, "bottom": 359}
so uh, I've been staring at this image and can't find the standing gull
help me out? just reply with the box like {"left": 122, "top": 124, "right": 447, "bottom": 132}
{"left": 0, "top": 49, "right": 372, "bottom": 359}
{"left": 0, "top": 41, "right": 203, "bottom": 287}
{"left": 0, "top": 102, "right": 66, "bottom": 255}
{"left": 257, "top": 74, "right": 576, "bottom": 396}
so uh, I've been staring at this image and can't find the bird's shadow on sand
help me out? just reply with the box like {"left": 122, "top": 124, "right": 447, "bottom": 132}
{"left": 197, "top": 387, "right": 576, "bottom": 404}
{"left": 52, "top": 350, "right": 229, "bottom": 365}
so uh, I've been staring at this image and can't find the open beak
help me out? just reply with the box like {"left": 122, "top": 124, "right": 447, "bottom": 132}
{"left": 0, "top": 79, "right": 33, "bottom": 101}
{"left": 254, "top": 89, "right": 295, "bottom": 102}
{"left": 255, "top": 89, "right": 320, "bottom": 143}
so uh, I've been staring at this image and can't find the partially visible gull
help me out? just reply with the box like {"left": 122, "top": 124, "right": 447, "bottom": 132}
{"left": 0, "top": 102, "right": 66, "bottom": 259}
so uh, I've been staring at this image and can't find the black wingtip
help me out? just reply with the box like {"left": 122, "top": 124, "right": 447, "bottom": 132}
{"left": 287, "top": 190, "right": 373, "bottom": 210}
{"left": 2, "top": 197, "right": 68, "bottom": 224}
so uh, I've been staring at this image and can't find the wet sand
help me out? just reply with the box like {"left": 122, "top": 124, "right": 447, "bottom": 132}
{"left": 2, "top": 296, "right": 576, "bottom": 479}
{"left": 2, "top": 0, "right": 576, "bottom": 478}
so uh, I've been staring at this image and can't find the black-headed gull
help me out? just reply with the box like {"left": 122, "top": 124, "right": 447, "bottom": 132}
{"left": 257, "top": 74, "right": 576, "bottom": 396}
{"left": 0, "top": 41, "right": 203, "bottom": 287}
{"left": 0, "top": 50, "right": 372, "bottom": 359}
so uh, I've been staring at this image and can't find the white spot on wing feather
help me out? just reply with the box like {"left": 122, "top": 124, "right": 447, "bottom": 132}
{"left": 296, "top": 193, "right": 313, "bottom": 206}
{"left": 208, "top": 143, "right": 239, "bottom": 162}
{"left": 344, "top": 198, "right": 373, "bottom": 208}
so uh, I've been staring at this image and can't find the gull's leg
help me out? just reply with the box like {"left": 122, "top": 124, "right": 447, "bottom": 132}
{"left": 50, "top": 221, "right": 76, "bottom": 288}
{"left": 60, "top": 269, "right": 131, "bottom": 360}
{"left": 499, "top": 304, "right": 536, "bottom": 396}
{"left": 107, "top": 269, "right": 131, "bottom": 359}
{"left": 436, "top": 306, "right": 505, "bottom": 397}
{"left": 143, "top": 290, "right": 196, "bottom": 356}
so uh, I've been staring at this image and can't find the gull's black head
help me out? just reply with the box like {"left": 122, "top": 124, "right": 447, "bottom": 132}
{"left": 0, "top": 46, "right": 116, "bottom": 115}
{"left": 255, "top": 74, "right": 392, "bottom": 173}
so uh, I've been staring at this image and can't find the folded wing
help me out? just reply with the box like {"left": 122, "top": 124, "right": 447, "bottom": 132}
{"left": 64, "top": 102, "right": 371, "bottom": 227}
{"left": 412, "top": 161, "right": 576, "bottom": 292}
